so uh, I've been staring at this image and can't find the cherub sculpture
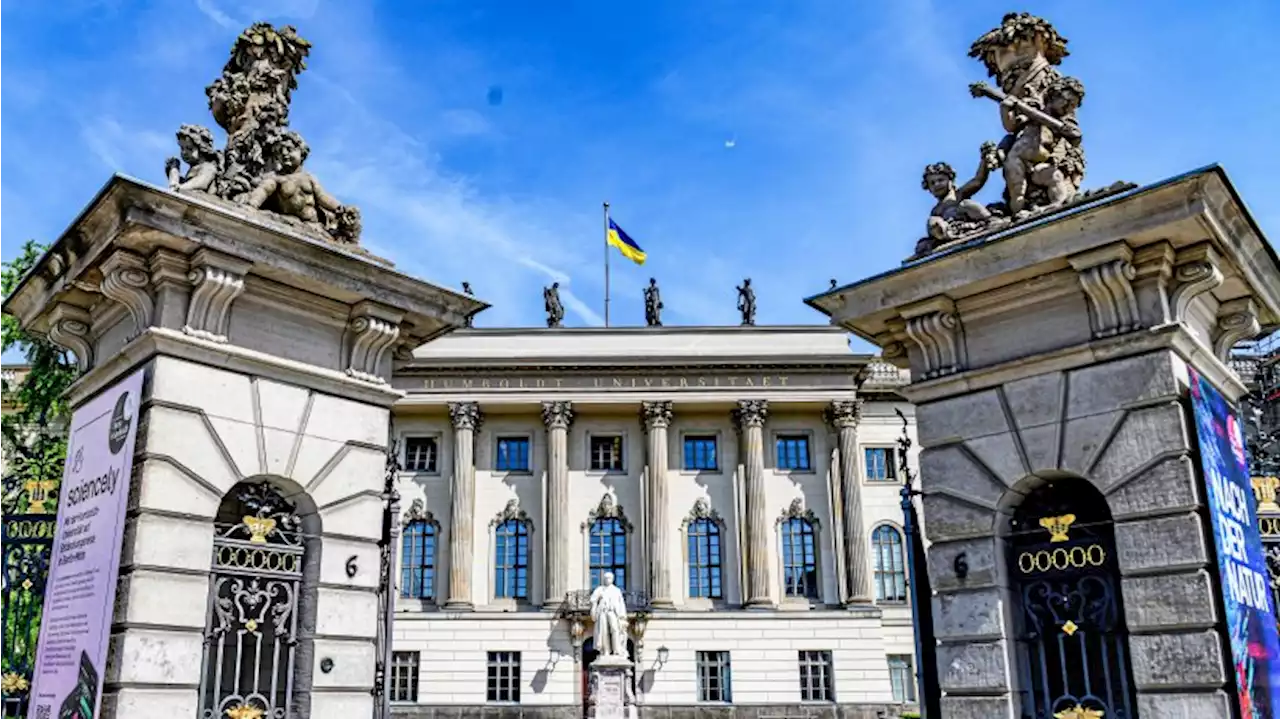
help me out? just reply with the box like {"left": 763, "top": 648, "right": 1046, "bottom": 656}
{"left": 921, "top": 141, "right": 1002, "bottom": 246}
{"left": 165, "top": 125, "right": 221, "bottom": 194}
{"left": 245, "top": 130, "right": 360, "bottom": 243}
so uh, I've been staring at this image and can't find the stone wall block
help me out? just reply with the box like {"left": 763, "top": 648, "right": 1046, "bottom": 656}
{"left": 1135, "top": 691, "right": 1232, "bottom": 717}
{"left": 921, "top": 493, "right": 996, "bottom": 543}
{"left": 933, "top": 588, "right": 1006, "bottom": 642}
{"left": 937, "top": 696, "right": 1015, "bottom": 719}
{"left": 936, "top": 640, "right": 1010, "bottom": 693}
{"left": 1105, "top": 455, "right": 1200, "bottom": 520}
{"left": 105, "top": 628, "right": 204, "bottom": 684}
{"left": 1129, "top": 630, "right": 1225, "bottom": 689}
{"left": 961, "top": 432, "right": 1027, "bottom": 488}
{"left": 100, "top": 688, "right": 198, "bottom": 719}
{"left": 1017, "top": 423, "right": 1061, "bottom": 475}
{"left": 1114, "top": 513, "right": 1209, "bottom": 574}
{"left": 927, "top": 537, "right": 1000, "bottom": 591}
{"left": 1121, "top": 570, "right": 1218, "bottom": 631}
{"left": 1059, "top": 409, "right": 1123, "bottom": 477}
{"left": 917, "top": 389, "right": 1007, "bottom": 448}
{"left": 1002, "top": 372, "right": 1065, "bottom": 430}
{"left": 1064, "top": 353, "right": 1180, "bottom": 420}
{"left": 1090, "top": 403, "right": 1189, "bottom": 492}
{"left": 919, "top": 446, "right": 1007, "bottom": 508}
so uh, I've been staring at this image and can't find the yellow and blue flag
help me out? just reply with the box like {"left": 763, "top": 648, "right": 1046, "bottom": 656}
{"left": 607, "top": 218, "right": 647, "bottom": 265}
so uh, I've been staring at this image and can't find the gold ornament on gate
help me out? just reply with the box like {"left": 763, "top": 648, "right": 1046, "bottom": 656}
{"left": 227, "top": 704, "right": 265, "bottom": 719}
{"left": 1253, "top": 476, "right": 1280, "bottom": 513}
{"left": 243, "top": 515, "right": 277, "bottom": 543}
{"left": 1039, "top": 514, "right": 1076, "bottom": 542}
{"left": 1, "top": 672, "right": 29, "bottom": 693}
{"left": 1054, "top": 705, "right": 1103, "bottom": 719}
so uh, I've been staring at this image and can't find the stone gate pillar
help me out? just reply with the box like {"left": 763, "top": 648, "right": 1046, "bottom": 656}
{"left": 809, "top": 166, "right": 1280, "bottom": 717}
{"left": 3, "top": 178, "right": 484, "bottom": 718}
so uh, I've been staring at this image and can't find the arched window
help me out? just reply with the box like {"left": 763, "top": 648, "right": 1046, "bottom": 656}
{"left": 589, "top": 518, "right": 628, "bottom": 590}
{"left": 781, "top": 517, "right": 819, "bottom": 599}
{"left": 494, "top": 519, "right": 530, "bottom": 600}
{"left": 687, "top": 518, "right": 723, "bottom": 599}
{"left": 872, "top": 525, "right": 907, "bottom": 602}
{"left": 400, "top": 519, "right": 437, "bottom": 600}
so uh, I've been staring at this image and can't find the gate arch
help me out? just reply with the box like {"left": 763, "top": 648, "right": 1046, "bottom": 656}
{"left": 198, "top": 478, "right": 322, "bottom": 719}
{"left": 1004, "top": 477, "right": 1137, "bottom": 719}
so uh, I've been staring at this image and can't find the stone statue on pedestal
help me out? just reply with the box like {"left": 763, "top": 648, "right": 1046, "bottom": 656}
{"left": 544, "top": 282, "right": 565, "bottom": 328}
{"left": 643, "top": 279, "right": 663, "bottom": 327}
{"left": 590, "top": 572, "right": 628, "bottom": 658}
{"left": 736, "top": 278, "right": 756, "bottom": 326}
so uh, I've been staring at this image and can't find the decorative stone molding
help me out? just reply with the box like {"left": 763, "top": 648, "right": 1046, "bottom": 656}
{"left": 681, "top": 497, "right": 724, "bottom": 528}
{"left": 47, "top": 303, "right": 93, "bottom": 372}
{"left": 99, "top": 249, "right": 154, "bottom": 337}
{"left": 1169, "top": 243, "right": 1224, "bottom": 324}
{"left": 448, "top": 402, "right": 483, "bottom": 431}
{"left": 777, "top": 497, "right": 820, "bottom": 527}
{"left": 732, "top": 399, "right": 769, "bottom": 430}
{"left": 1069, "top": 244, "right": 1140, "bottom": 339}
{"left": 344, "top": 301, "right": 403, "bottom": 384}
{"left": 824, "top": 399, "right": 862, "bottom": 430}
{"left": 900, "top": 296, "right": 965, "bottom": 380}
{"left": 541, "top": 401, "right": 575, "bottom": 430}
{"left": 1213, "top": 298, "right": 1260, "bottom": 361}
{"left": 490, "top": 498, "right": 532, "bottom": 528}
{"left": 148, "top": 249, "right": 190, "bottom": 290}
{"left": 640, "top": 400, "right": 673, "bottom": 430}
{"left": 402, "top": 499, "right": 438, "bottom": 528}
{"left": 184, "top": 249, "right": 251, "bottom": 342}
{"left": 583, "top": 492, "right": 632, "bottom": 532}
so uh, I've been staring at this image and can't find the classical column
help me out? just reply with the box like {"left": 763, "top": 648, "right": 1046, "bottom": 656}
{"left": 541, "top": 401, "right": 574, "bottom": 608}
{"left": 445, "top": 402, "right": 482, "bottom": 610}
{"left": 827, "top": 399, "right": 871, "bottom": 603}
{"left": 733, "top": 400, "right": 772, "bottom": 608}
{"left": 641, "top": 401, "right": 675, "bottom": 609}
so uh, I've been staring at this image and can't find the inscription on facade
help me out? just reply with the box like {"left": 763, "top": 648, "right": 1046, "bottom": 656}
{"left": 395, "top": 372, "right": 860, "bottom": 393}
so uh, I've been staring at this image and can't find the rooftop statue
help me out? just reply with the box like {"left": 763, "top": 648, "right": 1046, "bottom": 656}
{"left": 736, "top": 278, "right": 756, "bottom": 326}
{"left": 644, "top": 278, "right": 663, "bottom": 327}
{"left": 165, "top": 23, "right": 362, "bottom": 245}
{"left": 911, "top": 12, "right": 1132, "bottom": 259}
{"left": 544, "top": 282, "right": 565, "bottom": 328}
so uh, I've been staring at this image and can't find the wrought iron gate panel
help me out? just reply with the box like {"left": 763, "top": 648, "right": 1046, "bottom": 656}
{"left": 200, "top": 484, "right": 304, "bottom": 719}
{"left": 1, "top": 473, "right": 58, "bottom": 717}
{"left": 1008, "top": 483, "right": 1137, "bottom": 719}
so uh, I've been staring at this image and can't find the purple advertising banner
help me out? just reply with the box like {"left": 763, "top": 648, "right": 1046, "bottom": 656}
{"left": 27, "top": 369, "right": 144, "bottom": 719}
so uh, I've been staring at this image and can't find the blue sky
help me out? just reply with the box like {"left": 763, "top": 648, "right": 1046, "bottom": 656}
{"left": 3, "top": 0, "right": 1279, "bottom": 337}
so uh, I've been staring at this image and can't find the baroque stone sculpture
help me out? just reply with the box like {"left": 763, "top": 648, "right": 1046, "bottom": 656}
{"left": 590, "top": 571, "right": 629, "bottom": 658}
{"left": 644, "top": 278, "right": 663, "bottom": 327}
{"left": 911, "top": 12, "right": 1133, "bottom": 259}
{"left": 544, "top": 282, "right": 565, "bottom": 328}
{"left": 164, "top": 23, "right": 362, "bottom": 245}
{"left": 737, "top": 278, "right": 756, "bottom": 326}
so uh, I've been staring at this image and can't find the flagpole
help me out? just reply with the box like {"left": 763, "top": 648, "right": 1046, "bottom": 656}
{"left": 603, "top": 201, "right": 611, "bottom": 327}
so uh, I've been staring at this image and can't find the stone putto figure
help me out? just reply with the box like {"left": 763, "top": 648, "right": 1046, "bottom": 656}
{"left": 164, "top": 22, "right": 363, "bottom": 246}
{"left": 544, "top": 282, "right": 565, "bottom": 328}
{"left": 643, "top": 278, "right": 663, "bottom": 327}
{"left": 736, "top": 278, "right": 756, "bottom": 326}
{"left": 590, "top": 571, "right": 629, "bottom": 658}
{"left": 921, "top": 142, "right": 1002, "bottom": 247}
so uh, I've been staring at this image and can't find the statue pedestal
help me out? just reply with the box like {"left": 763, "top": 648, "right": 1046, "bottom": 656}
{"left": 588, "top": 655, "right": 636, "bottom": 719}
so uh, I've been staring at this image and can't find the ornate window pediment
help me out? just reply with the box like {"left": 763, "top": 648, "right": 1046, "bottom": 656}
{"left": 491, "top": 498, "right": 532, "bottom": 529}
{"left": 682, "top": 496, "right": 725, "bottom": 529}
{"left": 583, "top": 492, "right": 632, "bottom": 532}
{"left": 401, "top": 498, "right": 439, "bottom": 528}
{"left": 777, "top": 497, "right": 820, "bottom": 528}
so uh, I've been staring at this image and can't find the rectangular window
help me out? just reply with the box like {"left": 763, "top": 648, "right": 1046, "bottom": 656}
{"left": 888, "top": 654, "right": 916, "bottom": 703}
{"left": 696, "top": 651, "right": 732, "bottom": 702}
{"left": 864, "top": 447, "right": 898, "bottom": 482}
{"left": 390, "top": 651, "right": 420, "bottom": 702}
{"left": 494, "top": 520, "right": 530, "bottom": 599}
{"left": 683, "top": 435, "right": 719, "bottom": 471}
{"left": 776, "top": 435, "right": 811, "bottom": 471}
{"left": 798, "top": 650, "right": 834, "bottom": 702}
{"left": 496, "top": 437, "right": 531, "bottom": 472}
{"left": 687, "top": 518, "right": 723, "bottom": 599}
{"left": 590, "top": 435, "right": 624, "bottom": 472}
{"left": 486, "top": 651, "right": 522, "bottom": 703}
{"left": 404, "top": 436, "right": 438, "bottom": 473}
{"left": 589, "top": 518, "right": 628, "bottom": 590}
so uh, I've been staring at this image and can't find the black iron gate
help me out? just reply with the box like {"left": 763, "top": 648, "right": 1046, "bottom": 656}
{"left": 1, "top": 473, "right": 58, "bottom": 717}
{"left": 1007, "top": 481, "right": 1137, "bottom": 719}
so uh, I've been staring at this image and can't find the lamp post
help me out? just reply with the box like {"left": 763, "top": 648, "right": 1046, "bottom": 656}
{"left": 896, "top": 409, "right": 941, "bottom": 717}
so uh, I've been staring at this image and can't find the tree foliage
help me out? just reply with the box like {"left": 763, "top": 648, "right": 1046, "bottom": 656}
{"left": 2, "top": 239, "right": 77, "bottom": 508}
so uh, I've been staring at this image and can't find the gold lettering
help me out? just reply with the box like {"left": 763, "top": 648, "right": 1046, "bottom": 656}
{"left": 761, "top": 376, "right": 771, "bottom": 387}
{"left": 661, "top": 377, "right": 671, "bottom": 387}
{"left": 556, "top": 379, "right": 565, "bottom": 388}
{"left": 461, "top": 379, "right": 474, "bottom": 388}
{"left": 644, "top": 378, "right": 654, "bottom": 387}
{"left": 481, "top": 379, "right": 491, "bottom": 388}
{"left": 1018, "top": 545, "right": 1107, "bottom": 574}
{"left": 778, "top": 376, "right": 789, "bottom": 386}
{"left": 698, "top": 377, "right": 707, "bottom": 387}
{"left": 613, "top": 378, "right": 624, "bottom": 388}
{"left": 679, "top": 377, "right": 689, "bottom": 388}
{"left": 498, "top": 379, "right": 510, "bottom": 388}
{"left": 424, "top": 379, "right": 435, "bottom": 389}
{"left": 536, "top": 379, "right": 546, "bottom": 388}
{"left": 726, "top": 377, "right": 738, "bottom": 387}
{"left": 744, "top": 377, "right": 755, "bottom": 386}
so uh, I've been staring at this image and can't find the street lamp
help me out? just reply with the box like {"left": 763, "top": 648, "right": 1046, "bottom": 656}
{"left": 655, "top": 646, "right": 670, "bottom": 669}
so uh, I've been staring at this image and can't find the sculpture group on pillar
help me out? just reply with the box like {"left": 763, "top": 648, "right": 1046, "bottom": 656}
{"left": 165, "top": 23, "right": 362, "bottom": 246}
{"left": 913, "top": 12, "right": 1133, "bottom": 259}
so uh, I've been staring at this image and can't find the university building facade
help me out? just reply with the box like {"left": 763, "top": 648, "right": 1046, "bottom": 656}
{"left": 384, "top": 325, "right": 920, "bottom": 717}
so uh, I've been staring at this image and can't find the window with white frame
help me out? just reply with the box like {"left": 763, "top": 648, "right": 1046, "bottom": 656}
{"left": 486, "top": 651, "right": 521, "bottom": 703}
{"left": 403, "top": 436, "right": 438, "bottom": 473}
{"left": 696, "top": 651, "right": 732, "bottom": 702}
{"left": 494, "top": 519, "right": 530, "bottom": 599}
{"left": 589, "top": 518, "right": 628, "bottom": 589}
{"left": 798, "top": 650, "right": 834, "bottom": 702}
{"left": 888, "top": 654, "right": 916, "bottom": 702}
{"left": 589, "top": 435, "right": 624, "bottom": 472}
{"left": 781, "top": 516, "right": 819, "bottom": 599}
{"left": 864, "top": 447, "right": 898, "bottom": 482}
{"left": 400, "top": 519, "right": 437, "bottom": 600}
{"left": 687, "top": 517, "right": 723, "bottom": 599}
{"left": 873, "top": 525, "right": 908, "bottom": 602}
{"left": 390, "top": 651, "right": 419, "bottom": 702}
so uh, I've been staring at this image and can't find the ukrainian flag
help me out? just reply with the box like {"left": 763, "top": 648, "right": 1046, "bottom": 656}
{"left": 607, "top": 218, "right": 647, "bottom": 265}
